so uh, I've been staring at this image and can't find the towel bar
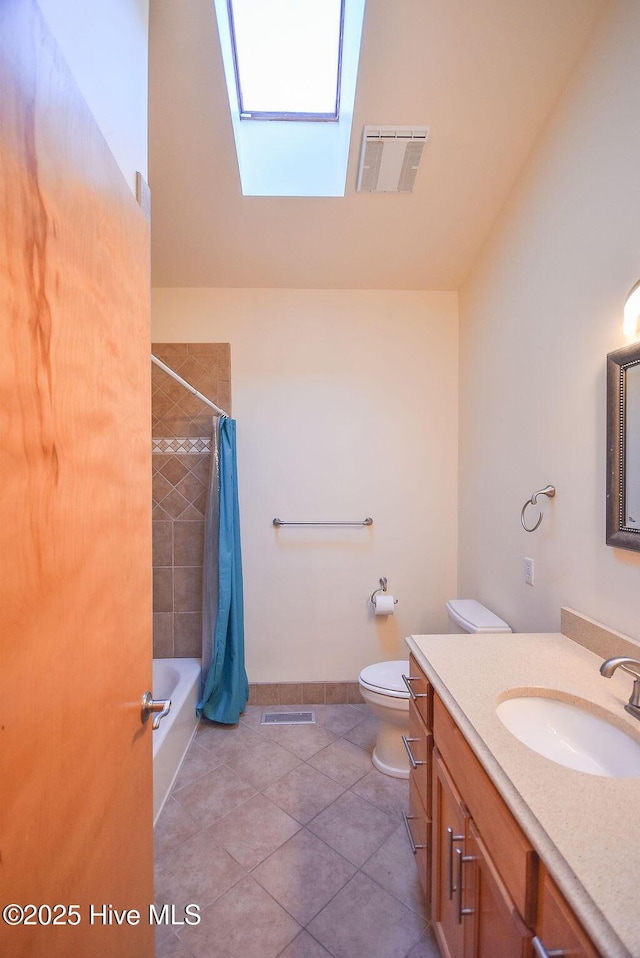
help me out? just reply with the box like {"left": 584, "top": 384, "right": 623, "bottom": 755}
{"left": 272, "top": 517, "right": 373, "bottom": 527}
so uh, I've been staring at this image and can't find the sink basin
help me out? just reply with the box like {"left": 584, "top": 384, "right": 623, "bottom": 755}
{"left": 496, "top": 694, "right": 640, "bottom": 777}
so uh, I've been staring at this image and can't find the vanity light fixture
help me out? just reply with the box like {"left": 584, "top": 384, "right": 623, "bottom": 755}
{"left": 623, "top": 279, "right": 640, "bottom": 336}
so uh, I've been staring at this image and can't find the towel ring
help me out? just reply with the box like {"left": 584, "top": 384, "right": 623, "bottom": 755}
{"left": 521, "top": 485, "right": 556, "bottom": 533}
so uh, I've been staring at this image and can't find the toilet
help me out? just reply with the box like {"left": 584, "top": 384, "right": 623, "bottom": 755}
{"left": 358, "top": 599, "right": 511, "bottom": 778}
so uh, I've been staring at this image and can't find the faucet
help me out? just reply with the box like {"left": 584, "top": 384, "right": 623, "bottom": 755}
{"left": 600, "top": 656, "right": 640, "bottom": 720}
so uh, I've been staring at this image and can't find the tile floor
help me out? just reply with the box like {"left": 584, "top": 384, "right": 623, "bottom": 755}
{"left": 154, "top": 704, "right": 442, "bottom": 958}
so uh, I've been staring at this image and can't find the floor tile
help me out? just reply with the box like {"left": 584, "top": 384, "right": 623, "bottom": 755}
{"left": 256, "top": 721, "right": 338, "bottom": 760}
{"left": 154, "top": 825, "right": 244, "bottom": 910}
{"left": 154, "top": 704, "right": 442, "bottom": 958}
{"left": 351, "top": 767, "right": 410, "bottom": 817}
{"left": 313, "top": 703, "right": 369, "bottom": 735}
{"left": 262, "top": 762, "right": 345, "bottom": 824}
{"left": 276, "top": 930, "right": 333, "bottom": 957}
{"left": 172, "top": 764, "right": 256, "bottom": 825}
{"left": 172, "top": 739, "right": 223, "bottom": 790}
{"left": 307, "top": 737, "right": 375, "bottom": 787}
{"left": 224, "top": 735, "right": 302, "bottom": 788}
{"left": 211, "top": 792, "right": 301, "bottom": 869}
{"left": 195, "top": 721, "right": 264, "bottom": 762}
{"left": 307, "top": 871, "right": 427, "bottom": 958}
{"left": 406, "top": 926, "right": 443, "bottom": 957}
{"left": 155, "top": 926, "right": 193, "bottom": 958}
{"left": 307, "top": 790, "right": 399, "bottom": 867}
{"left": 154, "top": 797, "right": 202, "bottom": 859}
{"left": 341, "top": 712, "right": 378, "bottom": 752}
{"left": 179, "top": 875, "right": 301, "bottom": 958}
{"left": 253, "top": 828, "right": 356, "bottom": 924}
{"left": 362, "top": 823, "right": 429, "bottom": 916}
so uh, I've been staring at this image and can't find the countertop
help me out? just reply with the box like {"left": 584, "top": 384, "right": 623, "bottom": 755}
{"left": 406, "top": 630, "right": 640, "bottom": 958}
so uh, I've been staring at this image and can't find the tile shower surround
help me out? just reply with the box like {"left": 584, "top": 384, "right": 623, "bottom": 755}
{"left": 154, "top": 703, "right": 441, "bottom": 958}
{"left": 152, "top": 343, "right": 231, "bottom": 658}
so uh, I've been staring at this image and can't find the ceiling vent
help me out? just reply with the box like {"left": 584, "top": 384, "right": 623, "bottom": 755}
{"left": 356, "top": 125, "right": 429, "bottom": 193}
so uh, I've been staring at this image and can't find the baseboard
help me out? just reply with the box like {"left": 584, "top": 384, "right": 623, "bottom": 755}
{"left": 247, "top": 681, "right": 364, "bottom": 707}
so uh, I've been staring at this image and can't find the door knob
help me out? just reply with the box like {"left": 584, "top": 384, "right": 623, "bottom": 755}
{"left": 141, "top": 691, "right": 171, "bottom": 729}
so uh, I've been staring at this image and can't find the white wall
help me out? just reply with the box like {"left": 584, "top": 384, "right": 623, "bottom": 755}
{"left": 152, "top": 288, "right": 458, "bottom": 681}
{"left": 459, "top": 0, "right": 640, "bottom": 641}
{"left": 37, "top": 0, "right": 149, "bottom": 193}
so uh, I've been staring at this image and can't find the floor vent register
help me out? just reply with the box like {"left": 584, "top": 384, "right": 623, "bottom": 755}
{"left": 260, "top": 711, "right": 316, "bottom": 726}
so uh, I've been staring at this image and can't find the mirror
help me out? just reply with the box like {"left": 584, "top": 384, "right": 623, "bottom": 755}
{"left": 607, "top": 341, "right": 640, "bottom": 550}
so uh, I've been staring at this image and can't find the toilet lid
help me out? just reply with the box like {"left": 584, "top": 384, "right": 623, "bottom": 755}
{"left": 446, "top": 599, "right": 512, "bottom": 633}
{"left": 359, "top": 660, "right": 410, "bottom": 696}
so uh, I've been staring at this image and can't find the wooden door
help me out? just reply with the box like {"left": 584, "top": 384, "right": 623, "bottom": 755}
{"left": 0, "top": 2, "right": 154, "bottom": 955}
{"left": 432, "top": 750, "right": 470, "bottom": 958}
{"left": 534, "top": 868, "right": 601, "bottom": 958}
{"left": 466, "top": 822, "right": 531, "bottom": 958}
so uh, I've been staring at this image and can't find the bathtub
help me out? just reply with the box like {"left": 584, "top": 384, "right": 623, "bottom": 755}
{"left": 152, "top": 657, "right": 201, "bottom": 824}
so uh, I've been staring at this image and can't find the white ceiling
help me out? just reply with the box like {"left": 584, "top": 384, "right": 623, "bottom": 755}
{"left": 149, "top": 0, "right": 605, "bottom": 291}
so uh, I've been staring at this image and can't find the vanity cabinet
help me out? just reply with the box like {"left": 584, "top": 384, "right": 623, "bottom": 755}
{"left": 466, "top": 821, "right": 531, "bottom": 958}
{"left": 403, "top": 653, "right": 433, "bottom": 900}
{"left": 432, "top": 749, "right": 472, "bottom": 958}
{"left": 406, "top": 655, "right": 602, "bottom": 958}
{"left": 431, "top": 718, "right": 533, "bottom": 958}
{"left": 532, "top": 868, "right": 600, "bottom": 958}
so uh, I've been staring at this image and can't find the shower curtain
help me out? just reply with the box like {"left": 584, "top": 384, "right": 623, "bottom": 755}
{"left": 198, "top": 416, "right": 249, "bottom": 724}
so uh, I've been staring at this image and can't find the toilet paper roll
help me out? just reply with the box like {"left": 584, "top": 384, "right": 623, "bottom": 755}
{"left": 374, "top": 594, "right": 396, "bottom": 616}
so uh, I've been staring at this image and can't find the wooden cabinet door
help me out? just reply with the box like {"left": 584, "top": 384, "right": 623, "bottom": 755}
{"left": 432, "top": 749, "right": 471, "bottom": 958}
{"left": 534, "top": 868, "right": 601, "bottom": 958}
{"left": 0, "top": 3, "right": 154, "bottom": 956}
{"left": 406, "top": 697, "right": 433, "bottom": 900}
{"left": 466, "top": 822, "right": 532, "bottom": 958}
{"left": 408, "top": 776, "right": 431, "bottom": 900}
{"left": 407, "top": 654, "right": 432, "bottom": 727}
{"left": 408, "top": 698, "right": 432, "bottom": 811}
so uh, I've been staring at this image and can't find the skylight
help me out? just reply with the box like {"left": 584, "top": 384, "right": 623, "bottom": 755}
{"left": 214, "top": 0, "right": 366, "bottom": 196}
{"left": 228, "top": 0, "right": 344, "bottom": 120}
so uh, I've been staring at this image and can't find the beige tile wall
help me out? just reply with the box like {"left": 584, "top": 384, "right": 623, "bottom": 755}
{"left": 247, "top": 683, "right": 365, "bottom": 706}
{"left": 151, "top": 343, "right": 231, "bottom": 658}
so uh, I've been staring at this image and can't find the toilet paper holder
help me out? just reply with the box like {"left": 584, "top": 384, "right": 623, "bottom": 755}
{"left": 370, "top": 577, "right": 398, "bottom": 606}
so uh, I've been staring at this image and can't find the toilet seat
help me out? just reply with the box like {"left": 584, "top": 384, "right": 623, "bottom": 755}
{"left": 359, "top": 660, "right": 410, "bottom": 699}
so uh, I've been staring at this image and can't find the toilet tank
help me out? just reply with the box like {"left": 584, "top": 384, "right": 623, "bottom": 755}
{"left": 446, "top": 599, "right": 512, "bottom": 634}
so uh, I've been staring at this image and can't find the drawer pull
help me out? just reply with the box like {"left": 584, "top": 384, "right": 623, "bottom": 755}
{"left": 402, "top": 673, "right": 428, "bottom": 700}
{"left": 532, "top": 938, "right": 564, "bottom": 958}
{"left": 402, "top": 810, "right": 426, "bottom": 855}
{"left": 447, "top": 826, "right": 465, "bottom": 899}
{"left": 455, "top": 847, "right": 475, "bottom": 924}
{"left": 402, "top": 735, "right": 426, "bottom": 769}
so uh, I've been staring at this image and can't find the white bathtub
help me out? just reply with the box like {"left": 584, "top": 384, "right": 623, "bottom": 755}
{"left": 152, "top": 657, "right": 201, "bottom": 824}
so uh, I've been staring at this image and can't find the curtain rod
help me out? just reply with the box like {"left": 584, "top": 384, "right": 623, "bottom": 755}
{"left": 151, "top": 354, "right": 229, "bottom": 418}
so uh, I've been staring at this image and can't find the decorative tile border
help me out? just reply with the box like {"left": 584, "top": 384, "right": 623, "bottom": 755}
{"left": 152, "top": 437, "right": 211, "bottom": 455}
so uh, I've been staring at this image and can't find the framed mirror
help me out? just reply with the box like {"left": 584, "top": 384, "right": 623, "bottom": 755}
{"left": 607, "top": 341, "right": 640, "bottom": 550}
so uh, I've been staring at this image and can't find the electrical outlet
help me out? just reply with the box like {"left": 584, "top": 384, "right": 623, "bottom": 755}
{"left": 524, "top": 557, "right": 534, "bottom": 586}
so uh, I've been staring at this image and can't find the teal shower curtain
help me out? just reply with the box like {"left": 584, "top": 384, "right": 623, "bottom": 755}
{"left": 197, "top": 417, "right": 249, "bottom": 724}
